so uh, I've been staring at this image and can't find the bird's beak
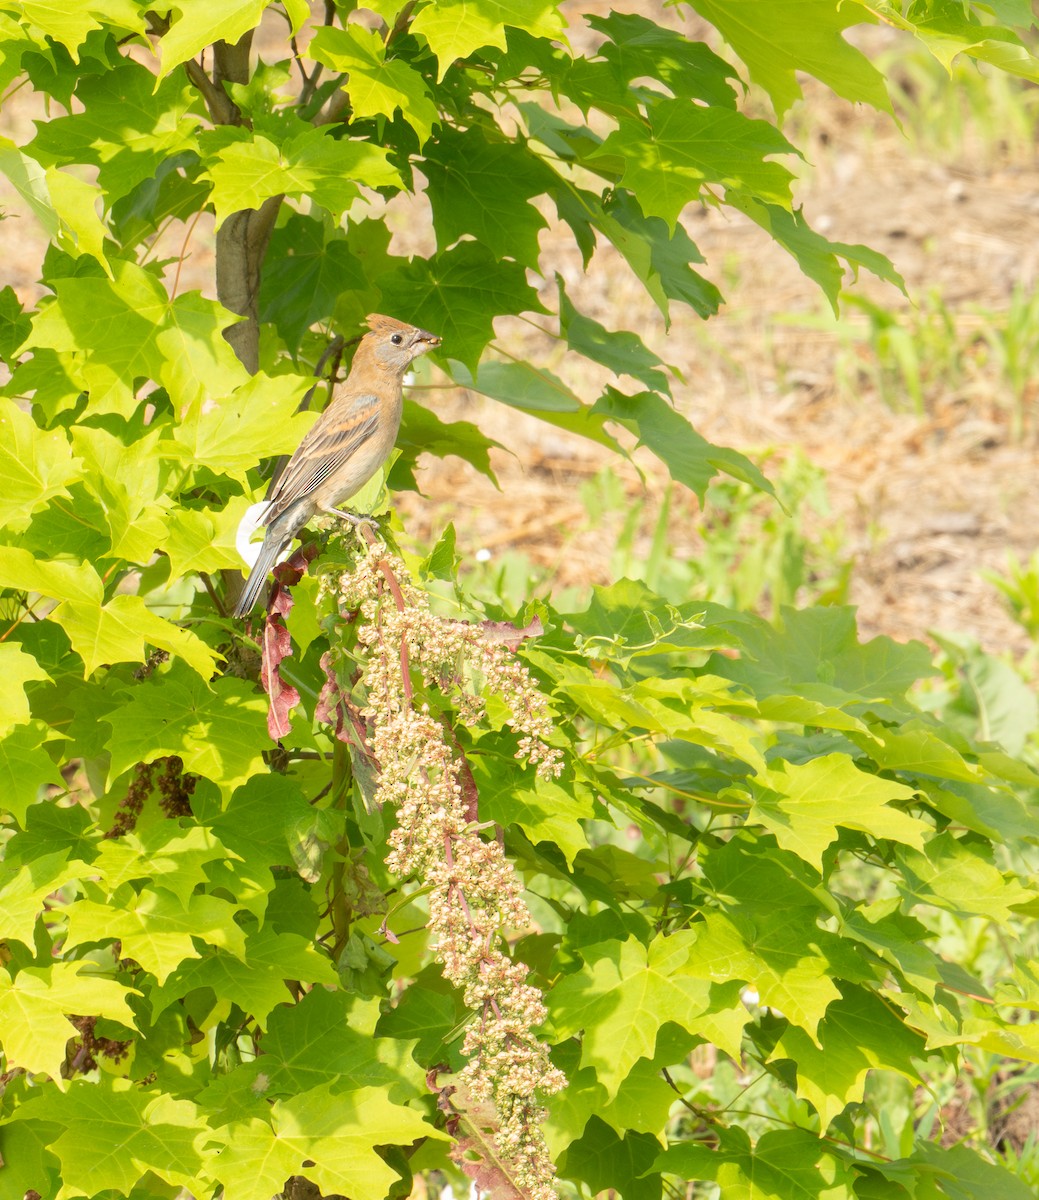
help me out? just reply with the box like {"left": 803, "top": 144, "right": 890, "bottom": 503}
{"left": 416, "top": 329, "right": 441, "bottom": 349}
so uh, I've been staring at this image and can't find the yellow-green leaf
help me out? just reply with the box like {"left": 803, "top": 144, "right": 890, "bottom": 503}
{"left": 51, "top": 593, "right": 220, "bottom": 680}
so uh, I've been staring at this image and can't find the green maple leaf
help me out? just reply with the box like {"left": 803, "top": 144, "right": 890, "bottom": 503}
{"left": 279, "top": 1083, "right": 442, "bottom": 1199}
{"left": 0, "top": 962, "right": 138, "bottom": 1078}
{"left": 0, "top": 14, "right": 40, "bottom": 98}
{"left": 52, "top": 593, "right": 220, "bottom": 680}
{"left": 685, "top": 909, "right": 840, "bottom": 1041}
{"left": 236, "top": 925, "right": 339, "bottom": 995}
{"left": 854, "top": 717, "right": 982, "bottom": 783}
{"left": 591, "top": 102, "right": 797, "bottom": 229}
{"left": 772, "top": 984, "right": 927, "bottom": 1128}
{"left": 208, "top": 1084, "right": 441, "bottom": 1200}
{"left": 3, "top": 787, "right": 95, "bottom": 873}
{"left": 45, "top": 166, "right": 111, "bottom": 272}
{"left": 69, "top": 425, "right": 171, "bottom": 563}
{"left": 551, "top": 1039, "right": 696, "bottom": 1154}
{"left": 597, "top": 1055, "right": 680, "bottom": 1140}
{"left": 173, "top": 368, "right": 315, "bottom": 482}
{"left": 691, "top": 838, "right": 849, "bottom": 1038}
{"left": 910, "top": 1142, "right": 1037, "bottom": 1200}
{"left": 396, "top": 400, "right": 502, "bottom": 487}
{"left": 547, "top": 933, "right": 745, "bottom": 1098}
{"left": 14, "top": 0, "right": 144, "bottom": 58}
{"left": 558, "top": 277, "right": 672, "bottom": 395}
{"left": 444, "top": 359, "right": 622, "bottom": 451}
{"left": 863, "top": 0, "right": 1039, "bottom": 82}
{"left": 752, "top": 752, "right": 929, "bottom": 869}
{"left": 0, "top": 283, "right": 32, "bottom": 359}
{"left": 727, "top": 192, "right": 905, "bottom": 314}
{"left": 308, "top": 25, "right": 440, "bottom": 143}
{"left": 591, "top": 387, "right": 774, "bottom": 501}
{"left": 561, "top": 578, "right": 736, "bottom": 664}
{"left": 263, "top": 987, "right": 424, "bottom": 1097}
{"left": 896, "top": 832, "right": 1039, "bottom": 923}
{"left": 11, "top": 1080, "right": 207, "bottom": 1194}
{"left": 656, "top": 1126, "right": 855, "bottom": 1200}
{"left": 0, "top": 133, "right": 59, "bottom": 240}
{"left": 0, "top": 396, "right": 82, "bottom": 532}
{"left": 412, "top": 0, "right": 566, "bottom": 78}
{"left": 153, "top": 927, "right": 337, "bottom": 1025}
{"left": 104, "top": 665, "right": 268, "bottom": 799}
{"left": 0, "top": 721, "right": 65, "bottom": 827}
{"left": 207, "top": 775, "right": 317, "bottom": 866}
{"left": 65, "top": 885, "right": 247, "bottom": 983}
{"left": 471, "top": 758, "right": 595, "bottom": 867}
{"left": 203, "top": 1115, "right": 304, "bottom": 1200}
{"left": 159, "top": 503, "right": 248, "bottom": 580}
{"left": 718, "top": 605, "right": 936, "bottom": 702}
{"left": 840, "top": 901, "right": 982, "bottom": 1001}
{"left": 27, "top": 260, "right": 169, "bottom": 418}
{"left": 0, "top": 850, "right": 87, "bottom": 948}
{"left": 12, "top": 0, "right": 102, "bottom": 58}
{"left": 0, "top": 544, "right": 100, "bottom": 604}
{"left": 587, "top": 11, "right": 739, "bottom": 106}
{"left": 595, "top": 188, "right": 722, "bottom": 321}
{"left": 201, "top": 126, "right": 401, "bottom": 227}
{"left": 92, "top": 824, "right": 238, "bottom": 904}
{"left": 684, "top": 0, "right": 892, "bottom": 118}
{"left": 375, "top": 970, "right": 469, "bottom": 1066}
{"left": 424, "top": 127, "right": 554, "bottom": 267}
{"left": 15, "top": 490, "right": 112, "bottom": 572}
{"left": 564, "top": 1116, "right": 664, "bottom": 1200}
{"left": 14, "top": 644, "right": 125, "bottom": 764}
{"left": 156, "top": 290, "right": 251, "bottom": 411}
{"left": 156, "top": 0, "right": 268, "bottom": 76}
{"left": 378, "top": 241, "right": 545, "bottom": 370}
{"left": 535, "top": 666, "right": 764, "bottom": 776}
{"left": 204, "top": 775, "right": 323, "bottom": 917}
{"left": 0, "top": 642, "right": 51, "bottom": 735}
{"left": 3, "top": 785, "right": 96, "bottom": 866}
{"left": 28, "top": 60, "right": 199, "bottom": 202}
{"left": 0, "top": 1108, "right": 60, "bottom": 1200}
{"left": 259, "top": 215, "right": 367, "bottom": 352}
{"left": 924, "top": 777, "right": 1039, "bottom": 843}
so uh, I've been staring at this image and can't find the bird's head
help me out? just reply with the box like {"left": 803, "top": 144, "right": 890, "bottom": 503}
{"left": 364, "top": 313, "right": 441, "bottom": 373}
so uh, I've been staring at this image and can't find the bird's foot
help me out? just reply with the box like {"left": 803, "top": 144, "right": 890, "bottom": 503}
{"left": 327, "top": 509, "right": 380, "bottom": 544}
{"left": 326, "top": 507, "right": 376, "bottom": 526}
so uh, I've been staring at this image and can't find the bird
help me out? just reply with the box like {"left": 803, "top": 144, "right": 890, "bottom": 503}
{"left": 232, "top": 313, "right": 441, "bottom": 617}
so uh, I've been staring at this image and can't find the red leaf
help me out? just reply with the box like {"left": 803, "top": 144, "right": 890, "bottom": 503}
{"left": 448, "top": 1092, "right": 527, "bottom": 1200}
{"left": 467, "top": 615, "right": 545, "bottom": 651}
{"left": 261, "top": 607, "right": 299, "bottom": 742}
{"left": 315, "top": 650, "right": 341, "bottom": 728}
{"left": 260, "top": 545, "right": 322, "bottom": 741}
{"left": 444, "top": 721, "right": 480, "bottom": 823}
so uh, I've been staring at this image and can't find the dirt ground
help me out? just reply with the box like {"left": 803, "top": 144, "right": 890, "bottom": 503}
{"left": 3, "top": 6, "right": 1039, "bottom": 659}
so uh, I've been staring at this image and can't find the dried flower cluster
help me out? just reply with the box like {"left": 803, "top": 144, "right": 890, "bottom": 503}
{"left": 327, "top": 547, "right": 566, "bottom": 1199}
{"left": 106, "top": 756, "right": 197, "bottom": 839}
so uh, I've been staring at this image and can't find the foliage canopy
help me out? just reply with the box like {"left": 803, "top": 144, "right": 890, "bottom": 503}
{"left": 2, "top": 1, "right": 1039, "bottom": 1199}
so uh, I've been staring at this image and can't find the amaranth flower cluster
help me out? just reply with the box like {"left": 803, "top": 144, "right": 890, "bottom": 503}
{"left": 327, "top": 547, "right": 566, "bottom": 1200}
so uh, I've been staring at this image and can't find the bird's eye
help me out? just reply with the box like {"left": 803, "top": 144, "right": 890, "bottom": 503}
{"left": 390, "top": 333, "right": 403, "bottom": 345}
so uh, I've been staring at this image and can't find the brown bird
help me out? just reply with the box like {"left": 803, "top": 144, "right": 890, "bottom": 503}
{"left": 233, "top": 313, "right": 441, "bottom": 617}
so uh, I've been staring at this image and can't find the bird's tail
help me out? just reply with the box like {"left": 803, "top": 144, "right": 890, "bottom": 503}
{"left": 232, "top": 528, "right": 290, "bottom": 618}
{"left": 232, "top": 499, "right": 313, "bottom": 619}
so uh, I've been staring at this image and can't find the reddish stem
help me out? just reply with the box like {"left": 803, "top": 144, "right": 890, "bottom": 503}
{"left": 376, "top": 557, "right": 413, "bottom": 706}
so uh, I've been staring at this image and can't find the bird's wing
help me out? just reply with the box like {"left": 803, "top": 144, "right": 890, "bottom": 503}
{"left": 265, "top": 392, "right": 380, "bottom": 519}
